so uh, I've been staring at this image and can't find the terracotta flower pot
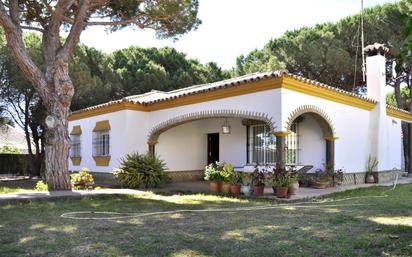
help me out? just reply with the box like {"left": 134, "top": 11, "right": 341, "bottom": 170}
{"left": 253, "top": 185, "right": 265, "bottom": 196}
{"left": 288, "top": 181, "right": 299, "bottom": 195}
{"left": 221, "top": 182, "right": 231, "bottom": 194}
{"left": 209, "top": 181, "right": 221, "bottom": 193}
{"left": 311, "top": 181, "right": 330, "bottom": 189}
{"left": 276, "top": 187, "right": 289, "bottom": 198}
{"left": 365, "top": 174, "right": 375, "bottom": 183}
{"left": 230, "top": 184, "right": 241, "bottom": 195}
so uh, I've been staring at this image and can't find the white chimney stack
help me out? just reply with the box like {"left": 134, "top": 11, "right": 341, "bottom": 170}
{"left": 365, "top": 43, "right": 389, "bottom": 105}
{"left": 364, "top": 43, "right": 390, "bottom": 171}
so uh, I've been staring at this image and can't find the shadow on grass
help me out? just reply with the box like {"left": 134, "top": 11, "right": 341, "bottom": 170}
{"left": 0, "top": 184, "right": 411, "bottom": 257}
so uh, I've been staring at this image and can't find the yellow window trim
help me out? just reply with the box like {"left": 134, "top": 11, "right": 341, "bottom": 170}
{"left": 93, "top": 156, "right": 111, "bottom": 166}
{"left": 70, "top": 157, "right": 82, "bottom": 166}
{"left": 68, "top": 76, "right": 377, "bottom": 121}
{"left": 93, "top": 120, "right": 111, "bottom": 132}
{"left": 386, "top": 107, "right": 412, "bottom": 123}
{"left": 70, "top": 125, "right": 82, "bottom": 135}
{"left": 272, "top": 131, "right": 290, "bottom": 137}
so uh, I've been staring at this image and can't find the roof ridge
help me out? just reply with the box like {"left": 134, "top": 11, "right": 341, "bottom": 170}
{"left": 70, "top": 70, "right": 378, "bottom": 115}
{"left": 387, "top": 105, "right": 410, "bottom": 113}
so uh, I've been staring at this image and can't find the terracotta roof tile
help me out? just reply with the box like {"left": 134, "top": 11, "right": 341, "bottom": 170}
{"left": 71, "top": 70, "right": 377, "bottom": 115}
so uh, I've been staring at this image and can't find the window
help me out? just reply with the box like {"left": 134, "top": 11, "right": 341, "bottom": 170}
{"left": 285, "top": 122, "right": 299, "bottom": 164}
{"left": 69, "top": 125, "right": 82, "bottom": 166}
{"left": 93, "top": 131, "right": 110, "bottom": 156}
{"left": 70, "top": 135, "right": 81, "bottom": 158}
{"left": 248, "top": 124, "right": 277, "bottom": 164}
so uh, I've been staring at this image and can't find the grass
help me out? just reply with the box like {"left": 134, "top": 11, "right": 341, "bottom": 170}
{"left": 0, "top": 184, "right": 411, "bottom": 257}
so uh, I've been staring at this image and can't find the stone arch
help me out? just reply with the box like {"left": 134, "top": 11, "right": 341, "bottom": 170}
{"left": 285, "top": 105, "right": 336, "bottom": 137}
{"left": 148, "top": 109, "right": 277, "bottom": 142}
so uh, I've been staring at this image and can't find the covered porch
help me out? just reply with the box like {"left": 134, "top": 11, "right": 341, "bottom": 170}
{"left": 146, "top": 106, "right": 337, "bottom": 181}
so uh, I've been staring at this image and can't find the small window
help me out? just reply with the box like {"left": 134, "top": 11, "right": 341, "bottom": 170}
{"left": 285, "top": 123, "right": 299, "bottom": 164}
{"left": 248, "top": 124, "right": 277, "bottom": 164}
{"left": 93, "top": 131, "right": 110, "bottom": 156}
{"left": 70, "top": 135, "right": 81, "bottom": 158}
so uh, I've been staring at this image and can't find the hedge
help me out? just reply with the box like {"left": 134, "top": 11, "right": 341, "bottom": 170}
{"left": 0, "top": 154, "right": 33, "bottom": 175}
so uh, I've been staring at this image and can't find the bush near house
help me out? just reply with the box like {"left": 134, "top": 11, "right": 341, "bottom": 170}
{"left": 70, "top": 167, "right": 95, "bottom": 190}
{"left": 114, "top": 152, "right": 170, "bottom": 188}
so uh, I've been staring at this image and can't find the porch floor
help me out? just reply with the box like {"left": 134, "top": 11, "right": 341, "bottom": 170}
{"left": 153, "top": 176, "right": 412, "bottom": 202}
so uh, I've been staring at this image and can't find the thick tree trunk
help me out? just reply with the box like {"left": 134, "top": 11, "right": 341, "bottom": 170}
{"left": 393, "top": 77, "right": 410, "bottom": 172}
{"left": 44, "top": 99, "right": 72, "bottom": 190}
{"left": 44, "top": 61, "right": 74, "bottom": 190}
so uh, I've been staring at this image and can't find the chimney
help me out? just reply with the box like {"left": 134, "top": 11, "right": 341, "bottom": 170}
{"left": 364, "top": 43, "right": 390, "bottom": 171}
{"left": 365, "top": 43, "right": 389, "bottom": 106}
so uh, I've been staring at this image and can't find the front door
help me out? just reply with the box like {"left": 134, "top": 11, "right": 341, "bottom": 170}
{"left": 207, "top": 133, "right": 219, "bottom": 164}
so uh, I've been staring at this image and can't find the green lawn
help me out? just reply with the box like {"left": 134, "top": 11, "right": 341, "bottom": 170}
{"left": 0, "top": 185, "right": 411, "bottom": 257}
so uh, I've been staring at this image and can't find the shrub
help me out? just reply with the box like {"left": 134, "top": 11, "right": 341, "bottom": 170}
{"left": 35, "top": 180, "right": 48, "bottom": 191}
{"left": 114, "top": 153, "right": 170, "bottom": 188}
{"left": 220, "top": 163, "right": 235, "bottom": 182}
{"left": 70, "top": 167, "right": 95, "bottom": 190}
{"left": 204, "top": 161, "right": 223, "bottom": 182}
{"left": 272, "top": 175, "right": 294, "bottom": 188}
{"left": 228, "top": 171, "right": 242, "bottom": 185}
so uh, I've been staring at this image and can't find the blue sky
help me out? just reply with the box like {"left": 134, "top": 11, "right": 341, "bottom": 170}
{"left": 80, "top": 0, "right": 397, "bottom": 69}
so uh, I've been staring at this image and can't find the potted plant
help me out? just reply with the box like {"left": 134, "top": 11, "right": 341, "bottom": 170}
{"left": 311, "top": 169, "right": 331, "bottom": 189}
{"left": 288, "top": 175, "right": 299, "bottom": 195}
{"left": 252, "top": 167, "right": 265, "bottom": 196}
{"left": 228, "top": 171, "right": 242, "bottom": 195}
{"left": 285, "top": 165, "right": 299, "bottom": 195}
{"left": 240, "top": 172, "right": 253, "bottom": 196}
{"left": 220, "top": 163, "right": 234, "bottom": 194}
{"left": 272, "top": 175, "right": 293, "bottom": 198}
{"left": 204, "top": 161, "right": 224, "bottom": 193}
{"left": 366, "top": 155, "right": 378, "bottom": 183}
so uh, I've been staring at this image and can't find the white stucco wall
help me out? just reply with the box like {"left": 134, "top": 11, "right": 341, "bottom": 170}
{"left": 147, "top": 89, "right": 282, "bottom": 131}
{"left": 156, "top": 118, "right": 246, "bottom": 171}
{"left": 280, "top": 88, "right": 402, "bottom": 172}
{"left": 68, "top": 110, "right": 129, "bottom": 172}
{"left": 68, "top": 81, "right": 403, "bottom": 174}
{"left": 297, "top": 114, "right": 326, "bottom": 171}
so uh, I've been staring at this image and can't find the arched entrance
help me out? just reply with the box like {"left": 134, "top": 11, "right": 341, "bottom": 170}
{"left": 285, "top": 105, "right": 337, "bottom": 171}
{"left": 147, "top": 110, "right": 277, "bottom": 171}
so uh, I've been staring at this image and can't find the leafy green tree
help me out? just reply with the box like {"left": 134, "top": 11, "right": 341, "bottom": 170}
{"left": 0, "top": 0, "right": 201, "bottom": 190}
{"left": 234, "top": 2, "right": 406, "bottom": 92}
{"left": 0, "top": 145, "right": 21, "bottom": 154}
{"left": 109, "top": 47, "right": 228, "bottom": 96}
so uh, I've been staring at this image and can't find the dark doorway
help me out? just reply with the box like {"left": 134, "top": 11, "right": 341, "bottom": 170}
{"left": 207, "top": 133, "right": 219, "bottom": 164}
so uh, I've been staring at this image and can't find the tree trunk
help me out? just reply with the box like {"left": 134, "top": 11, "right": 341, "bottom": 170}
{"left": 44, "top": 61, "right": 74, "bottom": 190}
{"left": 393, "top": 77, "right": 410, "bottom": 172}
{"left": 409, "top": 73, "right": 412, "bottom": 176}
{"left": 44, "top": 100, "right": 72, "bottom": 190}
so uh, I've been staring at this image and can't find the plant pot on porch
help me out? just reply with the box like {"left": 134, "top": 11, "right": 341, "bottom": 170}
{"left": 221, "top": 182, "right": 231, "bottom": 194}
{"left": 288, "top": 181, "right": 299, "bottom": 195}
{"left": 209, "top": 181, "right": 222, "bottom": 193}
{"left": 253, "top": 185, "right": 265, "bottom": 196}
{"left": 311, "top": 181, "right": 330, "bottom": 189}
{"left": 365, "top": 174, "right": 375, "bottom": 183}
{"left": 276, "top": 187, "right": 289, "bottom": 198}
{"left": 230, "top": 184, "right": 241, "bottom": 195}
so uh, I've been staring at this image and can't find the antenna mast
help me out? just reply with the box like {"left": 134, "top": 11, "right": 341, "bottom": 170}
{"left": 361, "top": 0, "right": 366, "bottom": 81}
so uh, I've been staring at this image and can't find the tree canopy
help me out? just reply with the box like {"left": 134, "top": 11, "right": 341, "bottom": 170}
{"left": 0, "top": 0, "right": 202, "bottom": 190}
{"left": 233, "top": 2, "right": 406, "bottom": 92}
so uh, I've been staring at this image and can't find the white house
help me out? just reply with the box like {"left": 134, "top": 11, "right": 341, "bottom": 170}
{"left": 68, "top": 44, "right": 411, "bottom": 185}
